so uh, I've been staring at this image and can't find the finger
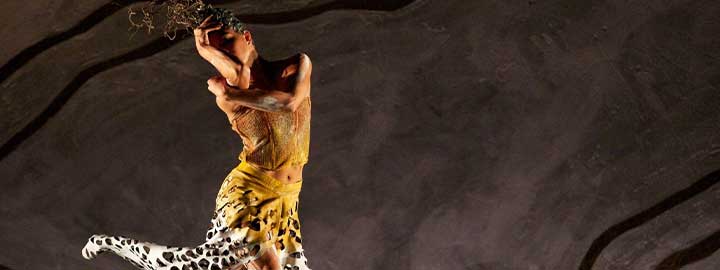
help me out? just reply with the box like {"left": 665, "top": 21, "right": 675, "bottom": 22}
{"left": 199, "top": 15, "right": 214, "bottom": 28}
{"left": 208, "top": 22, "right": 223, "bottom": 31}
{"left": 204, "top": 23, "right": 224, "bottom": 43}
{"left": 195, "top": 24, "right": 220, "bottom": 45}
{"left": 203, "top": 28, "right": 212, "bottom": 44}
{"left": 195, "top": 30, "right": 206, "bottom": 44}
{"left": 200, "top": 21, "right": 222, "bottom": 32}
{"left": 199, "top": 21, "right": 223, "bottom": 33}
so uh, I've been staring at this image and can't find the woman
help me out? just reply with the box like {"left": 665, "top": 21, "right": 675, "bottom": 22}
{"left": 81, "top": 7, "right": 314, "bottom": 270}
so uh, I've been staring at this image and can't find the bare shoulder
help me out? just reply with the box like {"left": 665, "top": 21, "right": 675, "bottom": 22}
{"left": 273, "top": 53, "right": 309, "bottom": 76}
{"left": 292, "top": 53, "right": 312, "bottom": 84}
{"left": 297, "top": 52, "right": 311, "bottom": 70}
{"left": 286, "top": 52, "right": 310, "bottom": 64}
{"left": 266, "top": 53, "right": 312, "bottom": 100}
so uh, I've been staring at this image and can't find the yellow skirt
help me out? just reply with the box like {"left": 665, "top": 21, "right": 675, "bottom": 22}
{"left": 212, "top": 160, "right": 311, "bottom": 269}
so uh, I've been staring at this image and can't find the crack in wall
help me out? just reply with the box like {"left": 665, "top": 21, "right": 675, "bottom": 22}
{"left": 0, "top": 0, "right": 415, "bottom": 162}
{"left": 655, "top": 228, "right": 720, "bottom": 270}
{"left": 579, "top": 169, "right": 720, "bottom": 270}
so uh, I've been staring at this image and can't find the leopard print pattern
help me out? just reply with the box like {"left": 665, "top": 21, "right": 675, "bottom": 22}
{"left": 81, "top": 210, "right": 265, "bottom": 270}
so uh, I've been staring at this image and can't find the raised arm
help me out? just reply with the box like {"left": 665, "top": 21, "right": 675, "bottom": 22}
{"left": 194, "top": 15, "right": 241, "bottom": 84}
{"left": 210, "top": 53, "right": 312, "bottom": 113}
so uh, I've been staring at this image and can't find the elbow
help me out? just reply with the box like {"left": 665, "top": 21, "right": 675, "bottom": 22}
{"left": 282, "top": 101, "right": 299, "bottom": 113}
{"left": 282, "top": 96, "right": 305, "bottom": 113}
{"left": 257, "top": 96, "right": 293, "bottom": 113}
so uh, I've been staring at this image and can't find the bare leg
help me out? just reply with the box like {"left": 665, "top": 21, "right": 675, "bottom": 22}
{"left": 248, "top": 244, "right": 281, "bottom": 270}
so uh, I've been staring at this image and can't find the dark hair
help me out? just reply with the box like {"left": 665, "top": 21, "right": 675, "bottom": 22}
{"left": 127, "top": 0, "right": 246, "bottom": 40}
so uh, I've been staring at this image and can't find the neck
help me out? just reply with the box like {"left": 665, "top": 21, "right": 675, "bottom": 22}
{"left": 232, "top": 48, "right": 269, "bottom": 89}
{"left": 247, "top": 51, "right": 269, "bottom": 84}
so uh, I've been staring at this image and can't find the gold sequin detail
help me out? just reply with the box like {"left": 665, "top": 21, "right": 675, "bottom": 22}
{"left": 230, "top": 96, "right": 311, "bottom": 170}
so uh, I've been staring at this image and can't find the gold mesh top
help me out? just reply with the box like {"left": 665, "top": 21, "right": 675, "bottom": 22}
{"left": 230, "top": 96, "right": 311, "bottom": 170}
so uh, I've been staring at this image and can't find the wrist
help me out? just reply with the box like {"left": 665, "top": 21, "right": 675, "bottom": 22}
{"left": 219, "top": 88, "right": 234, "bottom": 101}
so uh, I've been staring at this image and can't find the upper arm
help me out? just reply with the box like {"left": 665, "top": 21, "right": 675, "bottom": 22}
{"left": 221, "top": 53, "right": 311, "bottom": 114}
{"left": 287, "top": 53, "right": 312, "bottom": 111}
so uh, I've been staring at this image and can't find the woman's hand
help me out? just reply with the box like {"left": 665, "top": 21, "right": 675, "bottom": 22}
{"left": 207, "top": 75, "right": 229, "bottom": 97}
{"left": 193, "top": 15, "right": 224, "bottom": 63}
{"left": 193, "top": 15, "right": 222, "bottom": 51}
{"left": 194, "top": 15, "right": 241, "bottom": 83}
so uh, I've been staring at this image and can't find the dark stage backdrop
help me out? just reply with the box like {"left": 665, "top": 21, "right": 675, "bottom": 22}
{"left": 2, "top": 0, "right": 720, "bottom": 269}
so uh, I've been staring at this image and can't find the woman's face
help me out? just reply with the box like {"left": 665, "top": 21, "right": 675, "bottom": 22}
{"left": 208, "top": 28, "right": 253, "bottom": 64}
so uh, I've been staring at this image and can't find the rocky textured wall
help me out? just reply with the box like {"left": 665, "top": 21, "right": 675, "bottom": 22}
{"left": 1, "top": 0, "right": 720, "bottom": 269}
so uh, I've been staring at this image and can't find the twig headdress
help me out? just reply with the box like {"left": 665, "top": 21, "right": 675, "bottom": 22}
{"left": 127, "top": 0, "right": 246, "bottom": 40}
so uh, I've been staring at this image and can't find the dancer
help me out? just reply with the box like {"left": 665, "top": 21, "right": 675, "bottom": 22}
{"left": 81, "top": 3, "right": 313, "bottom": 270}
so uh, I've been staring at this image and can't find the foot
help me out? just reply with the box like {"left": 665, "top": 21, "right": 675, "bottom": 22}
{"left": 81, "top": 234, "right": 107, "bottom": 260}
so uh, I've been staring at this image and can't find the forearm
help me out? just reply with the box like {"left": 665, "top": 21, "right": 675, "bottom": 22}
{"left": 221, "top": 88, "right": 293, "bottom": 113}
{"left": 200, "top": 47, "right": 240, "bottom": 83}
